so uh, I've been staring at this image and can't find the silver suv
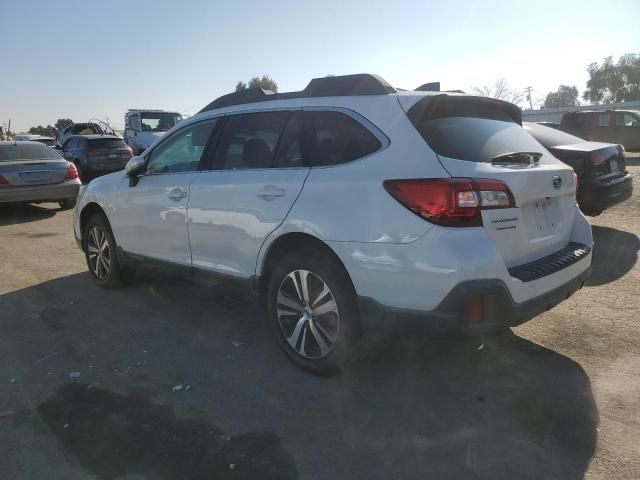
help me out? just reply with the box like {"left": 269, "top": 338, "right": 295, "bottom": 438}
{"left": 73, "top": 74, "right": 593, "bottom": 372}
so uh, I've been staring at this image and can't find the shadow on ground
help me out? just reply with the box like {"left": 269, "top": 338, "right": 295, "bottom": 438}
{"left": 0, "top": 203, "right": 57, "bottom": 226}
{"left": 1, "top": 273, "right": 599, "bottom": 480}
{"left": 588, "top": 225, "right": 639, "bottom": 286}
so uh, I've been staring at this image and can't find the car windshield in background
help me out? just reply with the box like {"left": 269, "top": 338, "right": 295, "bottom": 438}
{"left": 0, "top": 143, "right": 62, "bottom": 161}
{"left": 524, "top": 122, "right": 585, "bottom": 147}
{"left": 89, "top": 139, "right": 128, "bottom": 149}
{"left": 141, "top": 113, "right": 182, "bottom": 132}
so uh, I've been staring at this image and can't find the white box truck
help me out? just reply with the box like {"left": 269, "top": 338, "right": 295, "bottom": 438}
{"left": 124, "top": 109, "right": 183, "bottom": 154}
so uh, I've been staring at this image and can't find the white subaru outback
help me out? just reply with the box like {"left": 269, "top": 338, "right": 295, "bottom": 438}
{"left": 73, "top": 74, "right": 592, "bottom": 372}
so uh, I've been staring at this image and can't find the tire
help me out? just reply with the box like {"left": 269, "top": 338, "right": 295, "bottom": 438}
{"left": 83, "top": 213, "right": 129, "bottom": 288}
{"left": 59, "top": 198, "right": 77, "bottom": 210}
{"left": 266, "top": 248, "right": 361, "bottom": 374}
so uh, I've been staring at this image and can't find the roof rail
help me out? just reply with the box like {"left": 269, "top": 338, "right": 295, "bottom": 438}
{"left": 199, "top": 74, "right": 396, "bottom": 112}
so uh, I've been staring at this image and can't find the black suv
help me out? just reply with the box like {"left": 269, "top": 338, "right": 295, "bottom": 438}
{"left": 61, "top": 135, "right": 133, "bottom": 182}
{"left": 560, "top": 110, "right": 640, "bottom": 151}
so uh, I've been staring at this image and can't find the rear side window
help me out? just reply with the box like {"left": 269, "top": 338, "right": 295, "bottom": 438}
{"left": 408, "top": 95, "right": 541, "bottom": 163}
{"left": 0, "top": 143, "right": 62, "bottom": 161}
{"left": 595, "top": 113, "right": 611, "bottom": 127}
{"left": 90, "top": 138, "right": 127, "bottom": 149}
{"left": 214, "top": 111, "right": 291, "bottom": 169}
{"left": 305, "top": 111, "right": 381, "bottom": 167}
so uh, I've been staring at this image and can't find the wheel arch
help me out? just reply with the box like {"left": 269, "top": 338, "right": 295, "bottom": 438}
{"left": 79, "top": 202, "right": 107, "bottom": 248}
{"left": 257, "top": 232, "right": 355, "bottom": 305}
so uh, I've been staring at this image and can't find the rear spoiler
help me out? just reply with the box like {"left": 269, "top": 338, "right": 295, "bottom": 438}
{"left": 407, "top": 94, "right": 523, "bottom": 126}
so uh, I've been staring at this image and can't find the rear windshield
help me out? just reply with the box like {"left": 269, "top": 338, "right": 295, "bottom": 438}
{"left": 33, "top": 138, "right": 56, "bottom": 146}
{"left": 89, "top": 138, "right": 127, "bottom": 149}
{"left": 407, "top": 95, "right": 543, "bottom": 163}
{"left": 0, "top": 143, "right": 62, "bottom": 161}
{"left": 523, "top": 122, "right": 584, "bottom": 147}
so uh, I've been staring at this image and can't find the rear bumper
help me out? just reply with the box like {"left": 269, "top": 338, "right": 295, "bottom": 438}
{"left": 0, "top": 181, "right": 80, "bottom": 204}
{"left": 578, "top": 173, "right": 633, "bottom": 213}
{"left": 359, "top": 266, "right": 592, "bottom": 330}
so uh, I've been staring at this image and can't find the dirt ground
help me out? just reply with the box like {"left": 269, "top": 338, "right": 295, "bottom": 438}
{"left": 0, "top": 158, "right": 638, "bottom": 480}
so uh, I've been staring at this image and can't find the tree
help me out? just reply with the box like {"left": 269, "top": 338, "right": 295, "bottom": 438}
{"left": 472, "top": 78, "right": 524, "bottom": 105}
{"left": 543, "top": 85, "right": 579, "bottom": 109}
{"left": 583, "top": 54, "right": 640, "bottom": 104}
{"left": 235, "top": 75, "right": 278, "bottom": 93}
{"left": 28, "top": 125, "right": 57, "bottom": 137}
{"left": 55, "top": 118, "right": 73, "bottom": 132}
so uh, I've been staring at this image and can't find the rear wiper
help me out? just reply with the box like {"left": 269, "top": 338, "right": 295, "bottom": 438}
{"left": 492, "top": 152, "right": 542, "bottom": 167}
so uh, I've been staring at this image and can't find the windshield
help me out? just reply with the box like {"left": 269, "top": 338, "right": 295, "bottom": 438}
{"left": 0, "top": 142, "right": 62, "bottom": 161}
{"left": 141, "top": 113, "right": 182, "bottom": 132}
{"left": 524, "top": 122, "right": 585, "bottom": 146}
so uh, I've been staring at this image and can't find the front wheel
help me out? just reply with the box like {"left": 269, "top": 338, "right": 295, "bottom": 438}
{"left": 83, "top": 214, "right": 129, "bottom": 288}
{"left": 266, "top": 248, "right": 360, "bottom": 374}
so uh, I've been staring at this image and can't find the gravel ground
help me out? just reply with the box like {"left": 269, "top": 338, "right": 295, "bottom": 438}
{"left": 0, "top": 158, "right": 638, "bottom": 480}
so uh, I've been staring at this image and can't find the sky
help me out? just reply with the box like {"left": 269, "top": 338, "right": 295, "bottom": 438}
{"left": 1, "top": 0, "right": 638, "bottom": 133}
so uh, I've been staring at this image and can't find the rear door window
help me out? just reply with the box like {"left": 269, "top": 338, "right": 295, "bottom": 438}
{"left": 214, "top": 111, "right": 291, "bottom": 170}
{"left": 407, "top": 95, "right": 541, "bottom": 163}
{"left": 304, "top": 111, "right": 382, "bottom": 167}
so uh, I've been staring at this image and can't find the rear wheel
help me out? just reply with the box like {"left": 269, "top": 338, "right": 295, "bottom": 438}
{"left": 58, "top": 198, "right": 77, "bottom": 210}
{"left": 266, "top": 248, "right": 360, "bottom": 374}
{"left": 83, "top": 214, "right": 128, "bottom": 288}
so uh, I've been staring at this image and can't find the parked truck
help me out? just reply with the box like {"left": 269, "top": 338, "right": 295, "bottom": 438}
{"left": 124, "top": 109, "right": 183, "bottom": 154}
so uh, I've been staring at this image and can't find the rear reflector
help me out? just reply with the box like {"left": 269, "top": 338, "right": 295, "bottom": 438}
{"left": 65, "top": 163, "right": 79, "bottom": 180}
{"left": 383, "top": 178, "right": 515, "bottom": 227}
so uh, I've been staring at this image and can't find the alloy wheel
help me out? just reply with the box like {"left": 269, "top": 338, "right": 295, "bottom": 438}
{"left": 87, "top": 226, "right": 111, "bottom": 280}
{"left": 276, "top": 269, "right": 340, "bottom": 359}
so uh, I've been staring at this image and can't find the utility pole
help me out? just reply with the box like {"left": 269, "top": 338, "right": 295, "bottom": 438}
{"left": 524, "top": 87, "right": 534, "bottom": 110}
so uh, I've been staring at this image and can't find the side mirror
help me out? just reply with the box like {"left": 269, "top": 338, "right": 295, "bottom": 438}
{"left": 125, "top": 155, "right": 145, "bottom": 175}
{"left": 125, "top": 156, "right": 146, "bottom": 187}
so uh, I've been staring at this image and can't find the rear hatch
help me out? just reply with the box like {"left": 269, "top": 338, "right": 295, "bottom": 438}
{"left": 0, "top": 143, "right": 71, "bottom": 186}
{"left": 87, "top": 138, "right": 132, "bottom": 164}
{"left": 405, "top": 94, "right": 577, "bottom": 268}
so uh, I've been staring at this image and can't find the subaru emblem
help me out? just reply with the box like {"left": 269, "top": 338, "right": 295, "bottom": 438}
{"left": 552, "top": 176, "right": 562, "bottom": 189}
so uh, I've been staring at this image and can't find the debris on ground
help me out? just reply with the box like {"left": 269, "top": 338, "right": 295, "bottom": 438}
{"left": 477, "top": 344, "right": 484, "bottom": 351}
{"left": 0, "top": 410, "right": 14, "bottom": 418}
{"left": 63, "top": 423, "right": 69, "bottom": 429}
{"left": 232, "top": 340, "right": 248, "bottom": 348}
{"left": 172, "top": 384, "right": 184, "bottom": 392}
{"left": 229, "top": 464, "right": 235, "bottom": 470}
{"left": 68, "top": 372, "right": 81, "bottom": 378}
{"left": 9, "top": 378, "right": 16, "bottom": 383}
{"left": 34, "top": 352, "right": 58, "bottom": 364}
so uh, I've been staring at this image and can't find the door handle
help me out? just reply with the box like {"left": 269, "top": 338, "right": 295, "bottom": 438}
{"left": 257, "top": 185, "right": 285, "bottom": 200}
{"left": 168, "top": 188, "right": 187, "bottom": 201}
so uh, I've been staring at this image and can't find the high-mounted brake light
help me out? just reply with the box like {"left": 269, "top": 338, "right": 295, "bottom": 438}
{"left": 65, "top": 163, "right": 79, "bottom": 180}
{"left": 383, "top": 178, "right": 516, "bottom": 227}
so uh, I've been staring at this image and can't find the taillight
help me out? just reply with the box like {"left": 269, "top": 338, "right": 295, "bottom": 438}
{"left": 125, "top": 147, "right": 133, "bottom": 157}
{"left": 383, "top": 178, "right": 516, "bottom": 227}
{"left": 0, "top": 175, "right": 8, "bottom": 185}
{"left": 65, "top": 163, "right": 79, "bottom": 180}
